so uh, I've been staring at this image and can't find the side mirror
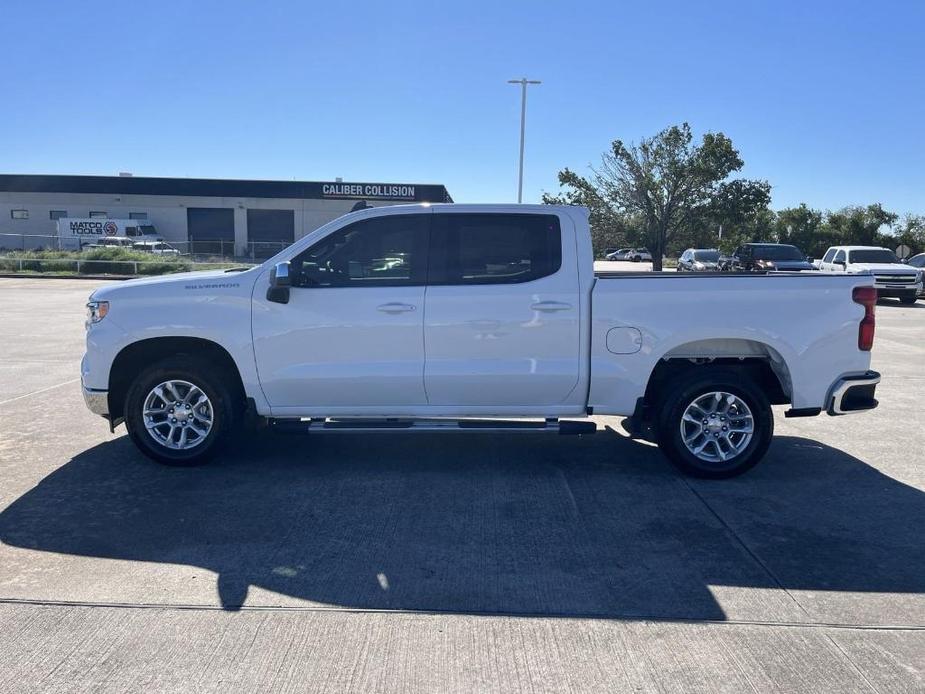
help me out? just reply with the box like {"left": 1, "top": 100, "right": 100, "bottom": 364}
{"left": 835, "top": 260, "right": 846, "bottom": 268}
{"left": 267, "top": 261, "right": 291, "bottom": 304}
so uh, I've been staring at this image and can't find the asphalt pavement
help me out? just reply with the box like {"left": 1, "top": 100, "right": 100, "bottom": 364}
{"left": 0, "top": 276, "right": 923, "bottom": 692}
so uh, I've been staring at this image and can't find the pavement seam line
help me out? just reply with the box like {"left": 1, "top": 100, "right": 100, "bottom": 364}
{"left": 822, "top": 632, "right": 881, "bottom": 694}
{"left": 0, "top": 378, "right": 81, "bottom": 406}
{"left": 1, "top": 597, "right": 924, "bottom": 631}
{"left": 678, "top": 476, "right": 817, "bottom": 621}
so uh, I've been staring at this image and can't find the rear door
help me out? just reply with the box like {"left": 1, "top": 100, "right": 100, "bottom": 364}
{"left": 423, "top": 211, "right": 581, "bottom": 408}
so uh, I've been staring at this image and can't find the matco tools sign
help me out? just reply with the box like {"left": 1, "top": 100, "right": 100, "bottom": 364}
{"left": 67, "top": 220, "right": 118, "bottom": 236}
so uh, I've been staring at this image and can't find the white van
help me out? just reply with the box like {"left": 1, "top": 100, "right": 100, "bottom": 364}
{"left": 56, "top": 218, "right": 162, "bottom": 250}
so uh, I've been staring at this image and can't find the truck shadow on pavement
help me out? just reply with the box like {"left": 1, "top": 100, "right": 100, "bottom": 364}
{"left": 1, "top": 430, "right": 923, "bottom": 620}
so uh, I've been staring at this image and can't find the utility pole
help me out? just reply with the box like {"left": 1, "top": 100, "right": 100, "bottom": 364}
{"left": 507, "top": 77, "right": 541, "bottom": 203}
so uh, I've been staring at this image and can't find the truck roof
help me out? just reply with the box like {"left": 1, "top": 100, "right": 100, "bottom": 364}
{"left": 828, "top": 245, "right": 890, "bottom": 252}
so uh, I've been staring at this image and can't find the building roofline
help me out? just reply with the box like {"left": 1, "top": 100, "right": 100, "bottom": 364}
{"left": 0, "top": 174, "right": 453, "bottom": 203}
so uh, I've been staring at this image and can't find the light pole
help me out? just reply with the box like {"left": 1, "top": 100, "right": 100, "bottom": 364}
{"left": 508, "top": 77, "right": 541, "bottom": 203}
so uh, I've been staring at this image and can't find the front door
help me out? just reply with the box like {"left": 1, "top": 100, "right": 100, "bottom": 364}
{"left": 423, "top": 211, "right": 581, "bottom": 408}
{"left": 252, "top": 212, "right": 430, "bottom": 413}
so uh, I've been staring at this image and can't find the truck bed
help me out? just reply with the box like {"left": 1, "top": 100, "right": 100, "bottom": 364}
{"left": 587, "top": 271, "right": 873, "bottom": 415}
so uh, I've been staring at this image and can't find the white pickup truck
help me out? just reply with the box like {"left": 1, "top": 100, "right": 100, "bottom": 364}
{"left": 82, "top": 204, "right": 881, "bottom": 478}
{"left": 816, "top": 245, "right": 922, "bottom": 304}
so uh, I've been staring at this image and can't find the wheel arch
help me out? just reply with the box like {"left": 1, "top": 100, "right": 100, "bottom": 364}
{"left": 644, "top": 338, "right": 793, "bottom": 410}
{"left": 108, "top": 337, "right": 246, "bottom": 422}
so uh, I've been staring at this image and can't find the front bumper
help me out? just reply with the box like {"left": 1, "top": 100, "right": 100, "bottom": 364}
{"left": 827, "top": 371, "right": 880, "bottom": 415}
{"left": 82, "top": 385, "right": 109, "bottom": 416}
{"left": 874, "top": 282, "right": 922, "bottom": 299}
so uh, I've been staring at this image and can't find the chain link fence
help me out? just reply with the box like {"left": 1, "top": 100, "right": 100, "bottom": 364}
{"left": 0, "top": 233, "right": 291, "bottom": 261}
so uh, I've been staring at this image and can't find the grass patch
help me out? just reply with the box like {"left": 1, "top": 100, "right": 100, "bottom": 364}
{"left": 0, "top": 248, "right": 196, "bottom": 276}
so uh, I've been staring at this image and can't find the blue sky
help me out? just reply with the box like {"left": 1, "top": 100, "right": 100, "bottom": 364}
{"left": 2, "top": 0, "right": 923, "bottom": 213}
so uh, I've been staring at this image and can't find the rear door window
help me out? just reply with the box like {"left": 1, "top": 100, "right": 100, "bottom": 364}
{"left": 429, "top": 213, "right": 562, "bottom": 285}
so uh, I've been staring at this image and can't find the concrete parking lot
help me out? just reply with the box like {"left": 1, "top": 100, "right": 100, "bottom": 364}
{"left": 0, "top": 276, "right": 923, "bottom": 692}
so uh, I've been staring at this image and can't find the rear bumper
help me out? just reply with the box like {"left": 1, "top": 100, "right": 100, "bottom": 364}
{"left": 827, "top": 371, "right": 880, "bottom": 415}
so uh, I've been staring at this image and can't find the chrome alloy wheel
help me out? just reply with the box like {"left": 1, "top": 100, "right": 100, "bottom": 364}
{"left": 142, "top": 380, "right": 213, "bottom": 450}
{"left": 679, "top": 391, "right": 754, "bottom": 463}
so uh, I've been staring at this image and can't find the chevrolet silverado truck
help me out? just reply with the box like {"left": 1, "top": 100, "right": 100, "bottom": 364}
{"left": 82, "top": 204, "right": 881, "bottom": 478}
{"left": 816, "top": 245, "right": 922, "bottom": 304}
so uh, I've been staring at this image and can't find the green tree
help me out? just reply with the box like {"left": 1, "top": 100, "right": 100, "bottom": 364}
{"left": 544, "top": 123, "right": 755, "bottom": 270}
{"left": 823, "top": 204, "right": 898, "bottom": 247}
{"left": 892, "top": 214, "right": 925, "bottom": 256}
{"left": 541, "top": 173, "right": 644, "bottom": 257}
{"left": 774, "top": 204, "right": 826, "bottom": 257}
{"left": 699, "top": 179, "right": 773, "bottom": 253}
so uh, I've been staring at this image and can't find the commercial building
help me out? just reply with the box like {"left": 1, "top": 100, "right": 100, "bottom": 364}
{"left": 0, "top": 174, "right": 453, "bottom": 255}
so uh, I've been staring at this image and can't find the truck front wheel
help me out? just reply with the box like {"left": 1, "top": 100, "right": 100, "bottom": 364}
{"left": 124, "top": 357, "right": 235, "bottom": 466}
{"left": 657, "top": 368, "right": 773, "bottom": 479}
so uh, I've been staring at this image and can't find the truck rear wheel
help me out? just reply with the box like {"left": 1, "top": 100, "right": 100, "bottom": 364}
{"left": 124, "top": 357, "right": 235, "bottom": 466}
{"left": 656, "top": 367, "right": 773, "bottom": 479}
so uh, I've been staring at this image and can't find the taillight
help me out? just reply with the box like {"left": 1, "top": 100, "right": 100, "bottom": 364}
{"left": 853, "top": 286, "right": 877, "bottom": 351}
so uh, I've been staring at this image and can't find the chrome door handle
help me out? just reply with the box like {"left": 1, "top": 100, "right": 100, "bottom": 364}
{"left": 376, "top": 302, "right": 416, "bottom": 314}
{"left": 530, "top": 301, "right": 572, "bottom": 312}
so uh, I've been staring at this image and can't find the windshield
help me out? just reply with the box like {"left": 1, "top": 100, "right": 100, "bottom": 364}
{"left": 752, "top": 245, "right": 804, "bottom": 261}
{"left": 693, "top": 250, "right": 720, "bottom": 262}
{"left": 849, "top": 249, "right": 899, "bottom": 264}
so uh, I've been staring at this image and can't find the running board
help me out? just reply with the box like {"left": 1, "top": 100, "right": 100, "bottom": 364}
{"left": 270, "top": 417, "right": 596, "bottom": 436}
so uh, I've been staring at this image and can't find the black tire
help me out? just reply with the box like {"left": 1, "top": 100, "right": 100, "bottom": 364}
{"left": 656, "top": 367, "right": 773, "bottom": 479}
{"left": 631, "top": 256, "right": 641, "bottom": 262}
{"left": 124, "top": 357, "right": 237, "bottom": 466}
{"left": 900, "top": 296, "right": 918, "bottom": 305}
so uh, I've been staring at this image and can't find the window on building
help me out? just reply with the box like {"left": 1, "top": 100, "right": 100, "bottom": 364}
{"left": 129, "top": 212, "right": 147, "bottom": 220}
{"left": 11, "top": 209, "right": 29, "bottom": 220}
{"left": 89, "top": 211, "right": 108, "bottom": 218}
{"left": 49, "top": 210, "right": 68, "bottom": 220}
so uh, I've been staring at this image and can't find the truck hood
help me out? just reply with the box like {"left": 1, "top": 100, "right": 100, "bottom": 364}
{"left": 90, "top": 267, "right": 259, "bottom": 300}
{"left": 763, "top": 260, "right": 815, "bottom": 271}
{"left": 848, "top": 263, "right": 919, "bottom": 274}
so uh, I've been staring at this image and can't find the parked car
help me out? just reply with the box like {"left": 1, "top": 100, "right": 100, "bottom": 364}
{"left": 82, "top": 237, "right": 135, "bottom": 250}
{"left": 82, "top": 204, "right": 880, "bottom": 479}
{"left": 131, "top": 241, "right": 181, "bottom": 256}
{"left": 724, "top": 243, "right": 815, "bottom": 272}
{"left": 904, "top": 253, "right": 925, "bottom": 297}
{"left": 678, "top": 248, "right": 721, "bottom": 272}
{"left": 605, "top": 248, "right": 633, "bottom": 260}
{"left": 626, "top": 248, "right": 652, "bottom": 262}
{"left": 818, "top": 246, "right": 922, "bottom": 304}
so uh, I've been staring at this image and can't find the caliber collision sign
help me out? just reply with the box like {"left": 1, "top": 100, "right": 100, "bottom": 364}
{"left": 321, "top": 183, "right": 416, "bottom": 200}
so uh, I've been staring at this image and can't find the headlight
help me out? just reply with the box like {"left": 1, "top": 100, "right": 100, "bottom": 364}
{"left": 86, "top": 300, "right": 110, "bottom": 324}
